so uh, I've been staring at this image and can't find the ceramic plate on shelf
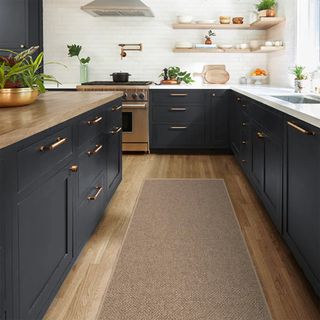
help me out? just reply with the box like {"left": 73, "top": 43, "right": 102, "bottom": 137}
{"left": 196, "top": 19, "right": 215, "bottom": 24}
{"left": 218, "top": 44, "right": 233, "bottom": 49}
{"left": 175, "top": 42, "right": 193, "bottom": 49}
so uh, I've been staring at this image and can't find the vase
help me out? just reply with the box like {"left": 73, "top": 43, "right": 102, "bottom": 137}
{"left": 0, "top": 88, "right": 39, "bottom": 107}
{"left": 258, "top": 8, "right": 276, "bottom": 17}
{"left": 294, "top": 80, "right": 307, "bottom": 93}
{"left": 80, "top": 64, "right": 89, "bottom": 83}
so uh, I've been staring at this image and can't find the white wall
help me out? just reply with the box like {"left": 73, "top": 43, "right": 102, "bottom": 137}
{"left": 44, "top": 0, "right": 269, "bottom": 84}
{"left": 267, "top": 0, "right": 297, "bottom": 87}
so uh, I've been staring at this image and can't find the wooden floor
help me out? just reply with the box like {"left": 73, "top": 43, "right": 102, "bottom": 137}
{"left": 45, "top": 154, "right": 320, "bottom": 320}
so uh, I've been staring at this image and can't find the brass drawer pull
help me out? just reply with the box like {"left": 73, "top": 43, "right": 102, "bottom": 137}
{"left": 170, "top": 126, "right": 188, "bottom": 130}
{"left": 169, "top": 107, "right": 187, "bottom": 111}
{"left": 257, "top": 131, "right": 266, "bottom": 139}
{"left": 110, "top": 127, "right": 122, "bottom": 134}
{"left": 170, "top": 93, "right": 188, "bottom": 97}
{"left": 112, "top": 105, "right": 122, "bottom": 111}
{"left": 242, "top": 141, "right": 247, "bottom": 145}
{"left": 87, "top": 144, "right": 103, "bottom": 156}
{"left": 87, "top": 116, "right": 103, "bottom": 126}
{"left": 237, "top": 97, "right": 241, "bottom": 101}
{"left": 212, "top": 93, "right": 216, "bottom": 97}
{"left": 242, "top": 122, "right": 247, "bottom": 127}
{"left": 287, "top": 121, "right": 315, "bottom": 136}
{"left": 88, "top": 186, "right": 103, "bottom": 201}
{"left": 39, "top": 137, "right": 67, "bottom": 152}
{"left": 70, "top": 165, "right": 78, "bottom": 173}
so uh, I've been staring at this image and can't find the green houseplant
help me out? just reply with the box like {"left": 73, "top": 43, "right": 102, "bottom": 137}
{"left": 67, "top": 44, "right": 91, "bottom": 83}
{"left": 0, "top": 46, "right": 60, "bottom": 107}
{"left": 160, "top": 66, "right": 194, "bottom": 85}
{"left": 291, "top": 65, "right": 308, "bottom": 93}
{"left": 256, "top": 0, "right": 277, "bottom": 17}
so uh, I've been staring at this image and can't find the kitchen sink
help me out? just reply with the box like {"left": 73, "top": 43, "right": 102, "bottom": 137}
{"left": 272, "top": 95, "right": 320, "bottom": 104}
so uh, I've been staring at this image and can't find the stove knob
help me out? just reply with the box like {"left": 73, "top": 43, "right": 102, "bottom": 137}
{"left": 139, "top": 93, "right": 145, "bottom": 100}
{"left": 122, "top": 93, "right": 128, "bottom": 100}
{"left": 132, "top": 93, "right": 138, "bottom": 99}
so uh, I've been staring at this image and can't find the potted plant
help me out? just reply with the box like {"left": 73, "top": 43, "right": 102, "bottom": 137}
{"left": 291, "top": 65, "right": 308, "bottom": 93}
{"left": 160, "top": 67, "right": 194, "bottom": 85}
{"left": 67, "top": 44, "right": 91, "bottom": 83}
{"left": 256, "top": 0, "right": 277, "bottom": 17}
{"left": 205, "top": 30, "right": 216, "bottom": 45}
{"left": 0, "top": 46, "right": 60, "bottom": 107}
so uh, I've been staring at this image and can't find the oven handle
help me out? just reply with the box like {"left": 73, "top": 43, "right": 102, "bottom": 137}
{"left": 122, "top": 103, "right": 147, "bottom": 109}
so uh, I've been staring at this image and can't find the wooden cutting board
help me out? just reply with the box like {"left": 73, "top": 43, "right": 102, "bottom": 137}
{"left": 194, "top": 65, "right": 230, "bottom": 84}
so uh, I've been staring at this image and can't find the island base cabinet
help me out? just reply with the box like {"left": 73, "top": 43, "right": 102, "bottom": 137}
{"left": 77, "top": 172, "right": 107, "bottom": 252}
{"left": 284, "top": 118, "right": 320, "bottom": 295}
{"left": 106, "top": 128, "right": 122, "bottom": 195}
{"left": 14, "top": 165, "right": 74, "bottom": 320}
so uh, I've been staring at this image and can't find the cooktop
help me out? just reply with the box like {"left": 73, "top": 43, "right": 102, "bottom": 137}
{"left": 81, "top": 81, "right": 153, "bottom": 86}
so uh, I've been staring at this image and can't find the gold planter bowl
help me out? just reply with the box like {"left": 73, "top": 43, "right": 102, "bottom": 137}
{"left": 0, "top": 88, "right": 39, "bottom": 108}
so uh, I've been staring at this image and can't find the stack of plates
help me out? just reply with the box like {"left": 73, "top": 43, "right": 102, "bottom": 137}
{"left": 218, "top": 44, "right": 233, "bottom": 49}
{"left": 175, "top": 42, "right": 193, "bottom": 49}
{"left": 195, "top": 44, "right": 217, "bottom": 49}
{"left": 196, "top": 19, "right": 215, "bottom": 24}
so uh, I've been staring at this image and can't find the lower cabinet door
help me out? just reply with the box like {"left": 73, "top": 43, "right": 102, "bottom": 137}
{"left": 251, "top": 123, "right": 265, "bottom": 190}
{"left": 78, "top": 172, "right": 107, "bottom": 252}
{"left": 16, "top": 165, "right": 74, "bottom": 320}
{"left": 106, "top": 128, "right": 122, "bottom": 193}
{"left": 285, "top": 119, "right": 320, "bottom": 291}
{"left": 152, "top": 124, "right": 205, "bottom": 148}
{"left": 264, "top": 135, "right": 282, "bottom": 231}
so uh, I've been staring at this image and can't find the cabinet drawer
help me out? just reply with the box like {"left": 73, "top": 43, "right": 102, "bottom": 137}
{"left": 78, "top": 172, "right": 107, "bottom": 252}
{"left": 151, "top": 90, "right": 205, "bottom": 105}
{"left": 152, "top": 124, "right": 205, "bottom": 148}
{"left": 153, "top": 105, "right": 205, "bottom": 123}
{"left": 78, "top": 110, "right": 105, "bottom": 146}
{"left": 250, "top": 102, "right": 283, "bottom": 138}
{"left": 18, "top": 127, "right": 73, "bottom": 190}
{"left": 105, "top": 100, "right": 122, "bottom": 131}
{"left": 79, "top": 135, "right": 106, "bottom": 198}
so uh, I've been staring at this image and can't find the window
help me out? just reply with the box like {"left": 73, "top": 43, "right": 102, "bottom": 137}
{"left": 296, "top": 0, "right": 320, "bottom": 70}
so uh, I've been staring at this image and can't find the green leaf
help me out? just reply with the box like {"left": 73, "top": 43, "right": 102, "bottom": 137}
{"left": 67, "top": 44, "right": 82, "bottom": 57}
{"left": 80, "top": 57, "right": 90, "bottom": 64}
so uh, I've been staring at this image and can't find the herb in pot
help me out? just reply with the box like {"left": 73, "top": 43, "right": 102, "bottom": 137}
{"left": 256, "top": 0, "right": 277, "bottom": 11}
{"left": 291, "top": 65, "right": 307, "bottom": 80}
{"left": 160, "top": 66, "right": 194, "bottom": 84}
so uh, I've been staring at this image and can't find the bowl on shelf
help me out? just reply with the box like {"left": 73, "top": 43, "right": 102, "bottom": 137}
{"left": 249, "top": 40, "right": 263, "bottom": 50}
{"left": 220, "top": 16, "right": 231, "bottom": 24}
{"left": 250, "top": 75, "right": 268, "bottom": 85}
{"left": 232, "top": 17, "right": 244, "bottom": 24}
{"left": 177, "top": 15, "right": 193, "bottom": 24}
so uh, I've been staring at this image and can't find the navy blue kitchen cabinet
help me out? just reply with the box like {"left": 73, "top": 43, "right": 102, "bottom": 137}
{"left": 0, "top": 0, "right": 43, "bottom": 52}
{"left": 230, "top": 94, "right": 283, "bottom": 232}
{"left": 150, "top": 90, "right": 229, "bottom": 150}
{"left": 284, "top": 117, "right": 320, "bottom": 296}
{"left": 1, "top": 98, "right": 122, "bottom": 320}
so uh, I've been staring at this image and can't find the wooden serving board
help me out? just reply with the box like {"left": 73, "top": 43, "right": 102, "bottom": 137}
{"left": 194, "top": 65, "right": 230, "bottom": 84}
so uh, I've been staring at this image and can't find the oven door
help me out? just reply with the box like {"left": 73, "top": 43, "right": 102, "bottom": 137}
{"left": 122, "top": 102, "right": 148, "bottom": 143}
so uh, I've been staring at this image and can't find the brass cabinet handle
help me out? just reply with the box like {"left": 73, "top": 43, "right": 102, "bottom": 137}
{"left": 212, "top": 93, "right": 216, "bottom": 97}
{"left": 112, "top": 105, "right": 122, "bottom": 111}
{"left": 170, "top": 126, "right": 188, "bottom": 130}
{"left": 39, "top": 137, "right": 67, "bottom": 152}
{"left": 87, "top": 144, "right": 103, "bottom": 156}
{"left": 170, "top": 93, "right": 188, "bottom": 97}
{"left": 169, "top": 107, "right": 187, "bottom": 111}
{"left": 242, "top": 141, "right": 247, "bottom": 144}
{"left": 257, "top": 131, "right": 266, "bottom": 139}
{"left": 242, "top": 122, "right": 248, "bottom": 126}
{"left": 287, "top": 121, "right": 315, "bottom": 136}
{"left": 88, "top": 186, "right": 103, "bottom": 201}
{"left": 70, "top": 165, "right": 78, "bottom": 173}
{"left": 110, "top": 127, "right": 122, "bottom": 134}
{"left": 87, "top": 116, "right": 103, "bottom": 126}
{"left": 237, "top": 97, "right": 241, "bottom": 101}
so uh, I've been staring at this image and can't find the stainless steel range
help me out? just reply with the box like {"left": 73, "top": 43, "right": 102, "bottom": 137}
{"left": 78, "top": 81, "right": 152, "bottom": 152}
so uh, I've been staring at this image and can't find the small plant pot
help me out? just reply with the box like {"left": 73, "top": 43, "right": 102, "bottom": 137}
{"left": 258, "top": 8, "right": 276, "bottom": 17}
{"left": 0, "top": 88, "right": 39, "bottom": 107}
{"left": 294, "top": 80, "right": 308, "bottom": 93}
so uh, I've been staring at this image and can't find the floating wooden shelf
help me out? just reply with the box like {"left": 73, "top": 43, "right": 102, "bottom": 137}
{"left": 172, "top": 17, "right": 285, "bottom": 30}
{"left": 173, "top": 47, "right": 285, "bottom": 54}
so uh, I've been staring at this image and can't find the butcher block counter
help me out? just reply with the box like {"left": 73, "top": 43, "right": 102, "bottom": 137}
{"left": 0, "top": 91, "right": 122, "bottom": 150}
{"left": 0, "top": 91, "right": 123, "bottom": 320}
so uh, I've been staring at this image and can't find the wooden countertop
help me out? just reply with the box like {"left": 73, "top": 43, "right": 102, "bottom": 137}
{"left": 0, "top": 91, "right": 122, "bottom": 150}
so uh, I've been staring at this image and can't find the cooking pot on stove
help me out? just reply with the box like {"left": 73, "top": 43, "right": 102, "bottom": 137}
{"left": 110, "top": 72, "right": 131, "bottom": 82}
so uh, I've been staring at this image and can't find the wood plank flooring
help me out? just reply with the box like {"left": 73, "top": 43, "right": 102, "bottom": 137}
{"left": 44, "top": 154, "right": 320, "bottom": 320}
